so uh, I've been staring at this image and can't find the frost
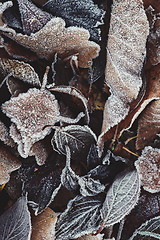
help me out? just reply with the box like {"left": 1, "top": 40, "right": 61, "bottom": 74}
{"left": 135, "top": 146, "right": 160, "bottom": 193}
{"left": 55, "top": 194, "right": 104, "bottom": 239}
{"left": 0, "top": 146, "right": 21, "bottom": 185}
{"left": 75, "top": 233, "right": 104, "bottom": 240}
{"left": 0, "top": 196, "right": 31, "bottom": 240}
{"left": 0, "top": 120, "right": 15, "bottom": 147}
{"left": 43, "top": 0, "right": 105, "bottom": 41}
{"left": 0, "top": 58, "right": 41, "bottom": 86}
{"left": 17, "top": 0, "right": 52, "bottom": 35}
{"left": 101, "top": 169, "right": 140, "bottom": 226}
{"left": 98, "top": 0, "right": 149, "bottom": 151}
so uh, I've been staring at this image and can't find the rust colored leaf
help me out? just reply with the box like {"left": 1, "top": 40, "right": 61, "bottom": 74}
{"left": 0, "top": 146, "right": 21, "bottom": 185}
{"left": 135, "top": 146, "right": 160, "bottom": 193}
{"left": 136, "top": 99, "right": 160, "bottom": 150}
{"left": 17, "top": 0, "right": 52, "bottom": 35}
{"left": 97, "top": 0, "right": 149, "bottom": 152}
{"left": 31, "top": 207, "right": 57, "bottom": 240}
{"left": 0, "top": 3, "right": 100, "bottom": 68}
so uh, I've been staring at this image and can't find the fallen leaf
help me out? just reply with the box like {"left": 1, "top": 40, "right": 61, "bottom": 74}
{"left": 129, "top": 216, "right": 160, "bottom": 240}
{"left": 52, "top": 125, "right": 97, "bottom": 156}
{"left": 101, "top": 169, "right": 140, "bottom": 227}
{"left": 0, "top": 58, "right": 41, "bottom": 86}
{"left": 0, "top": 146, "right": 21, "bottom": 185}
{"left": 43, "top": 0, "right": 105, "bottom": 41}
{"left": 135, "top": 146, "right": 160, "bottom": 193}
{"left": 31, "top": 207, "right": 57, "bottom": 240}
{"left": 55, "top": 194, "right": 104, "bottom": 239}
{"left": 0, "top": 196, "right": 31, "bottom": 240}
{"left": 17, "top": 0, "right": 52, "bottom": 35}
{"left": 0, "top": 3, "right": 100, "bottom": 68}
{"left": 0, "top": 120, "right": 15, "bottom": 147}
{"left": 136, "top": 99, "right": 160, "bottom": 150}
{"left": 75, "top": 233, "right": 104, "bottom": 240}
{"left": 98, "top": 0, "right": 149, "bottom": 151}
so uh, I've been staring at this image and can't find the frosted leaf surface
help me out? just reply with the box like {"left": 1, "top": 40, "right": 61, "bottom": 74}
{"left": 55, "top": 194, "right": 104, "bottom": 239}
{"left": 1, "top": 15, "right": 100, "bottom": 67}
{"left": 75, "top": 233, "right": 104, "bottom": 240}
{"left": 43, "top": 0, "right": 105, "bottom": 41}
{"left": 98, "top": 0, "right": 149, "bottom": 149}
{"left": 31, "top": 207, "right": 57, "bottom": 240}
{"left": 29, "top": 140, "right": 49, "bottom": 166}
{"left": 0, "top": 196, "right": 31, "bottom": 240}
{"left": 52, "top": 125, "right": 97, "bottom": 156}
{"left": 136, "top": 100, "right": 160, "bottom": 150}
{"left": 101, "top": 169, "right": 140, "bottom": 226}
{"left": 0, "top": 120, "right": 15, "bottom": 147}
{"left": 0, "top": 146, "right": 21, "bottom": 185}
{"left": 129, "top": 216, "right": 160, "bottom": 240}
{"left": 135, "top": 146, "right": 160, "bottom": 193}
{"left": 2, "top": 88, "right": 59, "bottom": 158}
{"left": 0, "top": 58, "right": 41, "bottom": 86}
{"left": 17, "top": 0, "right": 52, "bottom": 35}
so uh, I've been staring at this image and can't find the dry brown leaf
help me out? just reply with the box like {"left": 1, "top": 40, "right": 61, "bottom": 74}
{"left": 0, "top": 120, "right": 15, "bottom": 148}
{"left": 136, "top": 100, "right": 160, "bottom": 150}
{"left": 97, "top": 0, "right": 149, "bottom": 152}
{"left": 144, "top": 0, "right": 160, "bottom": 12}
{"left": 0, "top": 58, "right": 41, "bottom": 86}
{"left": 31, "top": 207, "right": 57, "bottom": 240}
{"left": 6, "top": 77, "right": 29, "bottom": 97}
{"left": 0, "top": 146, "right": 21, "bottom": 185}
{"left": 0, "top": 3, "right": 100, "bottom": 68}
{"left": 135, "top": 146, "right": 160, "bottom": 193}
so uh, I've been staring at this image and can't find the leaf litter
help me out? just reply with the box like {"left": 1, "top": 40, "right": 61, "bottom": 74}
{"left": 0, "top": 0, "right": 160, "bottom": 239}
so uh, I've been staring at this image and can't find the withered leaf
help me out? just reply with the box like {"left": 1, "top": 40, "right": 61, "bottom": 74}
{"left": 43, "top": 0, "right": 105, "bottom": 41}
{"left": 101, "top": 169, "right": 140, "bottom": 227}
{"left": 52, "top": 125, "right": 97, "bottom": 156}
{"left": 1, "top": 8, "right": 100, "bottom": 67}
{"left": 55, "top": 194, "right": 104, "bottom": 239}
{"left": 17, "top": 0, "right": 52, "bottom": 35}
{"left": 0, "top": 146, "right": 21, "bottom": 185}
{"left": 0, "top": 196, "right": 31, "bottom": 240}
{"left": 135, "top": 146, "right": 160, "bottom": 193}
{"left": 2, "top": 88, "right": 59, "bottom": 158}
{"left": 136, "top": 100, "right": 160, "bottom": 150}
{"left": 129, "top": 216, "right": 160, "bottom": 240}
{"left": 31, "top": 207, "right": 57, "bottom": 240}
{"left": 98, "top": 0, "right": 149, "bottom": 150}
{"left": 0, "top": 58, "right": 41, "bottom": 86}
{"left": 75, "top": 233, "right": 104, "bottom": 240}
{"left": 0, "top": 120, "right": 15, "bottom": 147}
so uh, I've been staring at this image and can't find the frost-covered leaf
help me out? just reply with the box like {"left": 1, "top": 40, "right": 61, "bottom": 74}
{"left": 135, "top": 146, "right": 160, "bottom": 193}
{"left": 55, "top": 194, "right": 104, "bottom": 239}
{"left": 0, "top": 196, "right": 31, "bottom": 240}
{"left": 0, "top": 146, "right": 21, "bottom": 185}
{"left": 1, "top": 5, "right": 100, "bottom": 68}
{"left": 101, "top": 169, "right": 140, "bottom": 227}
{"left": 43, "top": 0, "right": 105, "bottom": 41}
{"left": 2, "top": 88, "right": 59, "bottom": 158}
{"left": 0, "top": 120, "right": 15, "bottom": 147}
{"left": 31, "top": 207, "right": 57, "bottom": 240}
{"left": 136, "top": 100, "right": 160, "bottom": 150}
{"left": 98, "top": 0, "right": 149, "bottom": 150}
{"left": 17, "top": 0, "right": 52, "bottom": 35}
{"left": 0, "top": 58, "right": 41, "bottom": 86}
{"left": 75, "top": 233, "right": 104, "bottom": 240}
{"left": 129, "top": 216, "right": 160, "bottom": 240}
{"left": 52, "top": 125, "right": 97, "bottom": 156}
{"left": 61, "top": 146, "right": 105, "bottom": 196}
{"left": 87, "top": 144, "right": 101, "bottom": 170}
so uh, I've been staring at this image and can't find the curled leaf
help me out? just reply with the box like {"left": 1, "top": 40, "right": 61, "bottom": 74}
{"left": 135, "top": 146, "right": 160, "bottom": 193}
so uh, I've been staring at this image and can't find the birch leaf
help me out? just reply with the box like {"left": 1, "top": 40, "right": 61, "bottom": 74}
{"left": 43, "top": 0, "right": 105, "bottom": 41}
{"left": 129, "top": 216, "right": 160, "bottom": 240}
{"left": 52, "top": 125, "right": 97, "bottom": 156}
{"left": 98, "top": 0, "right": 149, "bottom": 150}
{"left": 136, "top": 100, "right": 160, "bottom": 150}
{"left": 0, "top": 196, "right": 31, "bottom": 240}
{"left": 0, "top": 5, "right": 100, "bottom": 68}
{"left": 55, "top": 194, "right": 104, "bottom": 239}
{"left": 101, "top": 169, "right": 140, "bottom": 227}
{"left": 135, "top": 146, "right": 160, "bottom": 193}
{"left": 0, "top": 58, "right": 41, "bottom": 86}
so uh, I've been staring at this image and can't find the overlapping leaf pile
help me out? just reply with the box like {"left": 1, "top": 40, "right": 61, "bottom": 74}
{"left": 0, "top": 0, "right": 160, "bottom": 239}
